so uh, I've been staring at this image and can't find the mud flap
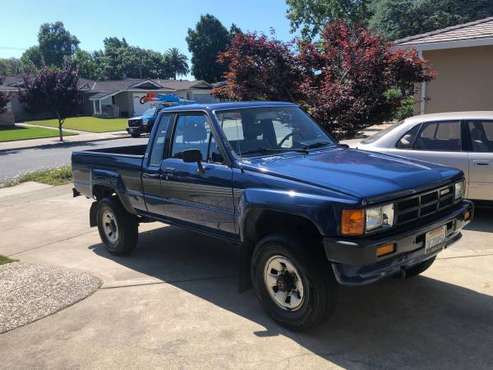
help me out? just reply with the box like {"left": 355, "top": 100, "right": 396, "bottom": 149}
{"left": 238, "top": 241, "right": 253, "bottom": 293}
{"left": 89, "top": 201, "right": 98, "bottom": 227}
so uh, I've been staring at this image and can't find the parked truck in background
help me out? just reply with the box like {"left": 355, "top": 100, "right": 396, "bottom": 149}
{"left": 72, "top": 101, "right": 473, "bottom": 330}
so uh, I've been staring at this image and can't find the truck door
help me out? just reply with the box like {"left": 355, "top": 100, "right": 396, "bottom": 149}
{"left": 466, "top": 120, "right": 493, "bottom": 200}
{"left": 142, "top": 113, "right": 172, "bottom": 215}
{"left": 160, "top": 112, "right": 235, "bottom": 234}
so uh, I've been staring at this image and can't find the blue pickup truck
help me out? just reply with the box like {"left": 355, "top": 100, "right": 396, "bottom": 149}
{"left": 72, "top": 101, "right": 473, "bottom": 330}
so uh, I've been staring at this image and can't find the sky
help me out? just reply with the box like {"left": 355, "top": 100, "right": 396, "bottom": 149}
{"left": 0, "top": 0, "right": 293, "bottom": 61}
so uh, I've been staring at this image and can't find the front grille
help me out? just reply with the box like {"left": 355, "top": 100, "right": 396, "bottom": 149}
{"left": 128, "top": 119, "right": 142, "bottom": 127}
{"left": 395, "top": 183, "right": 456, "bottom": 226}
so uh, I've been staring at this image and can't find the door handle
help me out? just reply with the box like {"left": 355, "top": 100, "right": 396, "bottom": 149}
{"left": 143, "top": 172, "right": 161, "bottom": 179}
{"left": 473, "top": 160, "right": 490, "bottom": 166}
{"left": 163, "top": 168, "right": 176, "bottom": 174}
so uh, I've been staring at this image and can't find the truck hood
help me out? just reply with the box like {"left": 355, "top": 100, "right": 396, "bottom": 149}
{"left": 240, "top": 147, "right": 461, "bottom": 201}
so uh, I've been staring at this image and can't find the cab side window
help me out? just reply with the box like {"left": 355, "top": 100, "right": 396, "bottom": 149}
{"left": 149, "top": 114, "right": 172, "bottom": 166}
{"left": 171, "top": 114, "right": 211, "bottom": 160}
{"left": 414, "top": 121, "right": 462, "bottom": 151}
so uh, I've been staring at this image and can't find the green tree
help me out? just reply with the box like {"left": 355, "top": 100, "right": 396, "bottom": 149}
{"left": 20, "top": 46, "right": 44, "bottom": 71}
{"left": 165, "top": 48, "right": 189, "bottom": 79}
{"left": 0, "top": 58, "right": 23, "bottom": 75}
{"left": 286, "top": 0, "right": 370, "bottom": 40}
{"left": 72, "top": 50, "right": 102, "bottom": 80}
{"left": 186, "top": 14, "right": 231, "bottom": 82}
{"left": 37, "top": 22, "right": 80, "bottom": 67}
{"left": 20, "top": 65, "right": 80, "bottom": 141}
{"left": 99, "top": 37, "right": 172, "bottom": 80}
{"left": 370, "top": 0, "right": 493, "bottom": 40}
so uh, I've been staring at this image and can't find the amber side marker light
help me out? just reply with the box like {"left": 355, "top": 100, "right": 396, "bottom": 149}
{"left": 376, "top": 243, "right": 396, "bottom": 258}
{"left": 341, "top": 209, "right": 365, "bottom": 236}
{"left": 464, "top": 210, "right": 471, "bottom": 221}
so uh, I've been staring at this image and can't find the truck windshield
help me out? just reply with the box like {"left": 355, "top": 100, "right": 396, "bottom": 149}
{"left": 215, "top": 106, "right": 335, "bottom": 156}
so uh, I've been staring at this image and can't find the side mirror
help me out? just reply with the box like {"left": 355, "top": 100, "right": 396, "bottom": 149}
{"left": 182, "top": 149, "right": 205, "bottom": 174}
{"left": 182, "top": 149, "right": 202, "bottom": 163}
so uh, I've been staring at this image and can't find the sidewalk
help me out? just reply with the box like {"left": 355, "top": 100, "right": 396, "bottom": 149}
{"left": 0, "top": 126, "right": 131, "bottom": 152}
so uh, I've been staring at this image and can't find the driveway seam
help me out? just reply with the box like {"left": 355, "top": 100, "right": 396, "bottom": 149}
{"left": 99, "top": 274, "right": 236, "bottom": 290}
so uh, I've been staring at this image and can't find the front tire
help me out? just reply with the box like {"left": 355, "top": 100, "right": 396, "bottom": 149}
{"left": 251, "top": 234, "right": 337, "bottom": 331}
{"left": 131, "top": 132, "right": 141, "bottom": 138}
{"left": 97, "top": 197, "right": 138, "bottom": 255}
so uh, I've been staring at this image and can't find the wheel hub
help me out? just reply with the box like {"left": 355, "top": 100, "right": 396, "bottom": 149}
{"left": 102, "top": 209, "right": 119, "bottom": 243}
{"left": 264, "top": 255, "right": 305, "bottom": 311}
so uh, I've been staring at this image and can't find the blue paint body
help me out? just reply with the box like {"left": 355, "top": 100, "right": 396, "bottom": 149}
{"left": 72, "top": 101, "right": 473, "bottom": 285}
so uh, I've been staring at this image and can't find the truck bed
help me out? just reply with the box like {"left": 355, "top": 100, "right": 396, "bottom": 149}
{"left": 71, "top": 145, "right": 147, "bottom": 207}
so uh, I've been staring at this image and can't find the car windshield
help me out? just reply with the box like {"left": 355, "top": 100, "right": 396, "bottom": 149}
{"left": 214, "top": 106, "right": 335, "bottom": 157}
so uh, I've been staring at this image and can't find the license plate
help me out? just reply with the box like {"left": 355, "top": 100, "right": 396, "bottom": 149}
{"left": 425, "top": 226, "right": 447, "bottom": 255}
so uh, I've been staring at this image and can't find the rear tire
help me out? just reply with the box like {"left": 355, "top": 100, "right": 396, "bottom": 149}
{"left": 405, "top": 256, "right": 436, "bottom": 278}
{"left": 251, "top": 234, "right": 337, "bottom": 331}
{"left": 131, "top": 132, "right": 141, "bottom": 138}
{"left": 97, "top": 197, "right": 138, "bottom": 255}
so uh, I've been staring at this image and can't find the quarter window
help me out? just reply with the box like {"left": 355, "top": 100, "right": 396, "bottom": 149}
{"left": 414, "top": 121, "right": 462, "bottom": 152}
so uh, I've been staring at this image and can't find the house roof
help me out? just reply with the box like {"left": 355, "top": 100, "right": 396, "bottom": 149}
{"left": 395, "top": 16, "right": 493, "bottom": 51}
{"left": 0, "top": 76, "right": 212, "bottom": 98}
{"left": 87, "top": 79, "right": 211, "bottom": 100}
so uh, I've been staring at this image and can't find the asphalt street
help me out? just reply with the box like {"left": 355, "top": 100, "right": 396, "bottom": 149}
{"left": 0, "top": 137, "right": 148, "bottom": 183}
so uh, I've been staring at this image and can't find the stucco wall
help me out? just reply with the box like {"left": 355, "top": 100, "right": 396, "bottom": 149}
{"left": 423, "top": 45, "right": 493, "bottom": 113}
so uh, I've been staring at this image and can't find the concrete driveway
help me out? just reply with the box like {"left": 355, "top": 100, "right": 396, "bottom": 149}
{"left": 0, "top": 185, "right": 492, "bottom": 369}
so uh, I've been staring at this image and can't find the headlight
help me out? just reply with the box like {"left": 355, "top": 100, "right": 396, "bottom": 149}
{"left": 366, "top": 203, "right": 394, "bottom": 232}
{"left": 341, "top": 203, "right": 394, "bottom": 236}
{"left": 454, "top": 180, "right": 465, "bottom": 200}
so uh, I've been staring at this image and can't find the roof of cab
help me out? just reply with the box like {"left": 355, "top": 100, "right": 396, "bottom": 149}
{"left": 162, "top": 101, "right": 297, "bottom": 113}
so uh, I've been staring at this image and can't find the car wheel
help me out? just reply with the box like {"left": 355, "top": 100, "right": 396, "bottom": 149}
{"left": 251, "top": 234, "right": 338, "bottom": 331}
{"left": 97, "top": 197, "right": 138, "bottom": 255}
{"left": 405, "top": 256, "right": 436, "bottom": 278}
{"left": 131, "top": 133, "right": 141, "bottom": 138}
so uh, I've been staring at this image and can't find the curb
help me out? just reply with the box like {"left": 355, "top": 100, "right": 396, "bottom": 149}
{"left": 0, "top": 134, "right": 133, "bottom": 153}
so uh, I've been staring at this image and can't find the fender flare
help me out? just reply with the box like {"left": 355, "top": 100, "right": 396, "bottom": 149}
{"left": 91, "top": 169, "right": 137, "bottom": 215}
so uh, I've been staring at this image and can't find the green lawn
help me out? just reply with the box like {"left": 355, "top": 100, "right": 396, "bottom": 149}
{"left": 29, "top": 116, "right": 128, "bottom": 133}
{"left": 2, "top": 166, "right": 73, "bottom": 188}
{"left": 0, "top": 126, "right": 77, "bottom": 142}
{"left": 0, "top": 255, "right": 16, "bottom": 266}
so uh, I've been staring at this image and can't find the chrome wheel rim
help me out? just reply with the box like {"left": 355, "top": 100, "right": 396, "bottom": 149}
{"left": 102, "top": 209, "right": 119, "bottom": 244}
{"left": 263, "top": 255, "right": 305, "bottom": 311}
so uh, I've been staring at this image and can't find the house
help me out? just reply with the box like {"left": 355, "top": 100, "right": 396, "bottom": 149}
{"left": 0, "top": 76, "right": 218, "bottom": 122}
{"left": 395, "top": 17, "right": 493, "bottom": 114}
{"left": 86, "top": 79, "right": 217, "bottom": 117}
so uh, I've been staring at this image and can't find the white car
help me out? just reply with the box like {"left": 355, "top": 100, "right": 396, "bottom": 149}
{"left": 357, "top": 112, "right": 493, "bottom": 201}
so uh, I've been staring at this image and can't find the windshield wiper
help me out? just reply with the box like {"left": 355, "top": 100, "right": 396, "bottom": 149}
{"left": 240, "top": 147, "right": 308, "bottom": 156}
{"left": 300, "top": 141, "right": 334, "bottom": 150}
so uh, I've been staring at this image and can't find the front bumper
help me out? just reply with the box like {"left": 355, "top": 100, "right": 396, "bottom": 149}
{"left": 127, "top": 126, "right": 144, "bottom": 135}
{"left": 323, "top": 200, "right": 473, "bottom": 285}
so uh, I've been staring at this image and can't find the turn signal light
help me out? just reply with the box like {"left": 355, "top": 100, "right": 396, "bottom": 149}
{"left": 464, "top": 210, "right": 471, "bottom": 221}
{"left": 376, "top": 243, "right": 396, "bottom": 257}
{"left": 341, "top": 209, "right": 365, "bottom": 236}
